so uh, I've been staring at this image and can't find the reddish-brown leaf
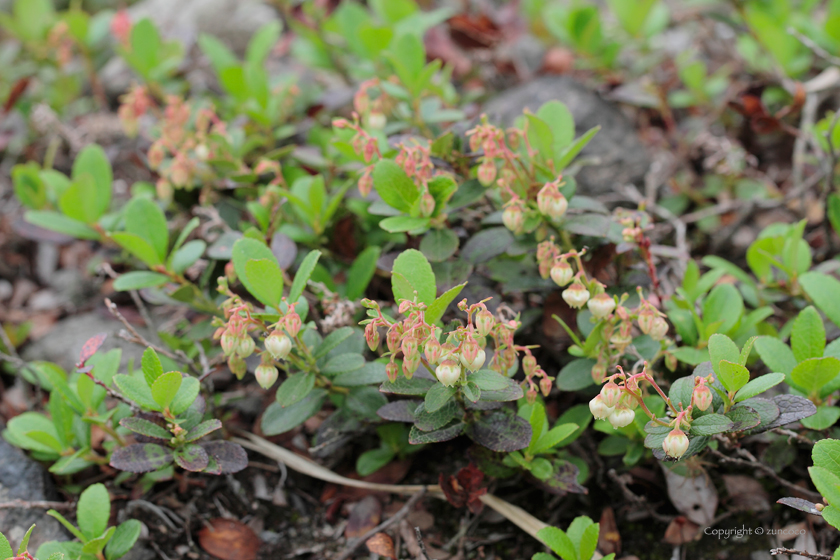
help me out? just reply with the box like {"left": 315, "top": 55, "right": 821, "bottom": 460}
{"left": 76, "top": 332, "right": 107, "bottom": 369}
{"left": 198, "top": 518, "right": 261, "bottom": 560}
{"left": 365, "top": 533, "right": 396, "bottom": 559}
{"left": 345, "top": 496, "right": 382, "bottom": 539}
{"left": 598, "top": 506, "right": 621, "bottom": 555}
{"left": 663, "top": 516, "right": 700, "bottom": 545}
{"left": 440, "top": 463, "right": 487, "bottom": 514}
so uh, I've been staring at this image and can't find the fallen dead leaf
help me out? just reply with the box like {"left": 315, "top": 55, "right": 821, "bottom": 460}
{"left": 598, "top": 506, "right": 621, "bottom": 555}
{"left": 722, "top": 474, "right": 770, "bottom": 511}
{"left": 663, "top": 516, "right": 700, "bottom": 545}
{"left": 661, "top": 464, "right": 718, "bottom": 526}
{"left": 366, "top": 533, "right": 397, "bottom": 559}
{"left": 197, "top": 518, "right": 261, "bottom": 560}
{"left": 345, "top": 495, "right": 382, "bottom": 539}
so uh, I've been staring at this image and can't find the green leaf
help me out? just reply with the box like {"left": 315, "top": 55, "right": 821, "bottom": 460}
{"left": 702, "top": 284, "right": 743, "bottom": 335}
{"left": 0, "top": 531, "right": 12, "bottom": 560}
{"left": 689, "top": 413, "right": 735, "bottom": 436}
{"left": 77, "top": 483, "right": 111, "bottom": 541}
{"left": 12, "top": 163, "right": 47, "bottom": 209}
{"left": 48, "top": 510, "right": 87, "bottom": 542}
{"left": 184, "top": 419, "right": 223, "bottom": 442}
{"left": 170, "top": 239, "right": 206, "bottom": 275}
{"left": 113, "top": 271, "right": 169, "bottom": 291}
{"left": 425, "top": 383, "right": 457, "bottom": 413}
{"left": 463, "top": 381, "right": 480, "bottom": 403}
{"left": 815, "top": 438, "right": 840, "bottom": 474}
{"left": 170, "top": 377, "right": 200, "bottom": 416}
{"left": 414, "top": 401, "right": 461, "bottom": 432}
{"left": 314, "top": 327, "right": 354, "bottom": 358}
{"left": 261, "top": 390, "right": 327, "bottom": 435}
{"left": 420, "top": 229, "right": 459, "bottom": 262}
{"left": 17, "top": 525, "right": 35, "bottom": 555}
{"left": 537, "top": 100, "right": 575, "bottom": 155}
{"left": 391, "top": 249, "right": 436, "bottom": 305}
{"left": 356, "top": 447, "right": 395, "bottom": 477}
{"left": 25, "top": 210, "right": 100, "bottom": 240}
{"left": 425, "top": 282, "right": 466, "bottom": 324}
{"left": 531, "top": 423, "right": 578, "bottom": 455}
{"left": 537, "top": 526, "right": 577, "bottom": 559}
{"left": 811, "top": 466, "right": 840, "bottom": 507}
{"left": 231, "top": 238, "right": 281, "bottom": 306}
{"left": 792, "top": 306, "right": 826, "bottom": 362}
{"left": 289, "top": 250, "right": 321, "bottom": 302}
{"left": 59, "top": 175, "right": 101, "bottom": 224}
{"left": 150, "top": 371, "right": 182, "bottom": 410}
{"left": 802, "top": 406, "right": 840, "bottom": 430}
{"left": 346, "top": 246, "right": 380, "bottom": 300}
{"left": 372, "top": 159, "right": 419, "bottom": 212}
{"left": 525, "top": 114, "right": 554, "bottom": 161}
{"left": 321, "top": 353, "right": 365, "bottom": 376}
{"left": 380, "top": 375, "right": 435, "bottom": 395}
{"left": 71, "top": 144, "right": 112, "bottom": 219}
{"left": 734, "top": 373, "right": 785, "bottom": 402}
{"left": 461, "top": 227, "right": 513, "bottom": 264}
{"left": 111, "top": 232, "right": 162, "bottom": 267}
{"left": 556, "top": 358, "right": 596, "bottom": 391}
{"left": 379, "top": 216, "right": 430, "bottom": 233}
{"left": 105, "top": 520, "right": 142, "bottom": 560}
{"left": 244, "top": 258, "right": 284, "bottom": 307}
{"left": 579, "top": 522, "right": 600, "bottom": 560}
{"left": 114, "top": 373, "right": 158, "bottom": 410}
{"left": 141, "top": 347, "right": 164, "bottom": 387}
{"left": 754, "top": 336, "right": 797, "bottom": 376}
{"left": 717, "top": 360, "right": 750, "bottom": 393}
{"left": 124, "top": 198, "right": 169, "bottom": 263}
{"left": 470, "top": 369, "right": 513, "bottom": 391}
{"left": 801, "top": 272, "right": 840, "bottom": 329}
{"left": 119, "top": 417, "right": 170, "bottom": 440}
{"left": 708, "top": 333, "right": 740, "bottom": 377}
{"left": 277, "top": 372, "right": 316, "bottom": 408}
{"left": 791, "top": 357, "right": 840, "bottom": 397}
{"left": 555, "top": 126, "right": 599, "bottom": 171}
{"left": 246, "top": 21, "right": 281, "bottom": 66}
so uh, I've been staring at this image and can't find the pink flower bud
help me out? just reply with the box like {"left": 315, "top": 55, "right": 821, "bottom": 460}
{"left": 608, "top": 403, "right": 635, "bottom": 428}
{"left": 332, "top": 118, "right": 350, "bottom": 129}
{"left": 228, "top": 355, "right": 247, "bottom": 379}
{"left": 386, "top": 327, "right": 401, "bottom": 353}
{"left": 284, "top": 312, "right": 302, "bottom": 337}
{"left": 365, "top": 323, "right": 380, "bottom": 352}
{"left": 591, "top": 361, "right": 607, "bottom": 384}
{"left": 665, "top": 353, "right": 677, "bottom": 372}
{"left": 662, "top": 429, "right": 690, "bottom": 459}
{"left": 236, "top": 335, "right": 255, "bottom": 358}
{"left": 649, "top": 317, "right": 669, "bottom": 341}
{"left": 401, "top": 336, "right": 419, "bottom": 362}
{"left": 526, "top": 388, "right": 538, "bottom": 405}
{"left": 477, "top": 159, "right": 496, "bottom": 186}
{"left": 637, "top": 308, "right": 656, "bottom": 334}
{"left": 386, "top": 361, "right": 399, "bottom": 382}
{"left": 502, "top": 202, "right": 525, "bottom": 234}
{"left": 402, "top": 356, "right": 419, "bottom": 379}
{"left": 359, "top": 167, "right": 373, "bottom": 197}
{"left": 537, "top": 182, "right": 568, "bottom": 220}
{"left": 475, "top": 309, "right": 494, "bottom": 337}
{"left": 539, "top": 375, "right": 553, "bottom": 397}
{"left": 693, "top": 384, "right": 713, "bottom": 411}
{"left": 587, "top": 293, "right": 616, "bottom": 319}
{"left": 523, "top": 354, "right": 537, "bottom": 376}
{"left": 111, "top": 10, "right": 132, "bottom": 46}
{"left": 460, "top": 338, "right": 485, "bottom": 372}
{"left": 610, "top": 323, "right": 633, "bottom": 353}
{"left": 265, "top": 332, "right": 292, "bottom": 360}
{"left": 562, "top": 283, "right": 590, "bottom": 309}
{"left": 435, "top": 360, "right": 461, "bottom": 387}
{"left": 589, "top": 395, "right": 614, "bottom": 420}
{"left": 255, "top": 364, "right": 279, "bottom": 389}
{"left": 424, "top": 335, "right": 442, "bottom": 364}
{"left": 600, "top": 380, "right": 622, "bottom": 408}
{"left": 220, "top": 329, "right": 237, "bottom": 356}
{"left": 147, "top": 140, "right": 166, "bottom": 169}
{"left": 550, "top": 260, "right": 573, "bottom": 287}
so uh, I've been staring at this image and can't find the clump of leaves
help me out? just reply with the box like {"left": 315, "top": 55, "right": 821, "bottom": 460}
{"left": 533, "top": 515, "right": 615, "bottom": 560}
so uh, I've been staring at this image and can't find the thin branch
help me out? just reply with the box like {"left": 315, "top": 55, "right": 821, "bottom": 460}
{"left": 788, "top": 27, "right": 840, "bottom": 66}
{"left": 770, "top": 547, "right": 831, "bottom": 560}
{"left": 772, "top": 427, "right": 814, "bottom": 446}
{"left": 415, "top": 528, "right": 434, "bottom": 560}
{"left": 104, "top": 298, "right": 194, "bottom": 369}
{"left": 0, "top": 499, "right": 73, "bottom": 510}
{"left": 607, "top": 469, "right": 674, "bottom": 524}
{"left": 334, "top": 489, "right": 428, "bottom": 560}
{"left": 708, "top": 445, "right": 822, "bottom": 501}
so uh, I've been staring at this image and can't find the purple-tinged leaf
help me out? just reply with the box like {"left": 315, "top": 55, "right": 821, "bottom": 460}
{"left": 174, "top": 444, "right": 209, "bottom": 472}
{"left": 377, "top": 400, "right": 421, "bottom": 423}
{"left": 200, "top": 440, "right": 248, "bottom": 474}
{"left": 408, "top": 422, "right": 464, "bottom": 444}
{"left": 110, "top": 443, "right": 173, "bottom": 473}
{"left": 778, "top": 497, "right": 822, "bottom": 515}
{"left": 762, "top": 395, "right": 817, "bottom": 430}
{"left": 120, "top": 417, "right": 170, "bottom": 440}
{"left": 466, "top": 411, "right": 531, "bottom": 452}
{"left": 185, "top": 419, "right": 223, "bottom": 442}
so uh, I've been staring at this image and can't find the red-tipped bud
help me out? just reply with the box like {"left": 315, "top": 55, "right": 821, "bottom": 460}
{"left": 265, "top": 332, "right": 292, "bottom": 360}
{"left": 419, "top": 192, "right": 436, "bottom": 217}
{"left": 220, "top": 329, "right": 237, "bottom": 356}
{"left": 539, "top": 375, "right": 553, "bottom": 397}
{"left": 255, "top": 364, "right": 279, "bottom": 389}
{"left": 284, "top": 312, "right": 302, "bottom": 337}
{"left": 637, "top": 308, "right": 656, "bottom": 334}
{"left": 386, "top": 327, "right": 401, "bottom": 353}
{"left": 526, "top": 388, "right": 538, "bottom": 405}
{"left": 365, "top": 323, "right": 380, "bottom": 352}
{"left": 401, "top": 336, "right": 419, "bottom": 362}
{"left": 537, "top": 182, "right": 568, "bottom": 220}
{"left": 386, "top": 361, "right": 399, "bottom": 382}
{"left": 359, "top": 167, "right": 373, "bottom": 197}
{"left": 460, "top": 338, "right": 485, "bottom": 372}
{"left": 610, "top": 323, "right": 633, "bottom": 353}
{"left": 589, "top": 395, "right": 614, "bottom": 420}
{"left": 478, "top": 159, "right": 496, "bottom": 186}
{"left": 502, "top": 202, "right": 525, "bottom": 234}
{"left": 600, "top": 380, "right": 623, "bottom": 408}
{"left": 562, "top": 283, "right": 590, "bottom": 309}
{"left": 424, "top": 335, "right": 443, "bottom": 364}
{"left": 236, "top": 335, "right": 255, "bottom": 358}
{"left": 550, "top": 260, "right": 573, "bottom": 287}
{"left": 435, "top": 360, "right": 461, "bottom": 387}
{"left": 402, "top": 356, "right": 419, "bottom": 379}
{"left": 475, "top": 310, "right": 495, "bottom": 337}
{"left": 663, "top": 429, "right": 690, "bottom": 459}
{"left": 523, "top": 354, "right": 538, "bottom": 376}
{"left": 693, "top": 384, "right": 713, "bottom": 411}
{"left": 588, "top": 293, "right": 616, "bottom": 319}
{"left": 591, "top": 361, "right": 607, "bottom": 384}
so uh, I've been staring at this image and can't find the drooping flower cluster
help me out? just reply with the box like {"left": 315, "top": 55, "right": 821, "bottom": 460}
{"left": 590, "top": 366, "right": 715, "bottom": 459}
{"left": 118, "top": 85, "right": 153, "bottom": 138}
{"left": 465, "top": 119, "right": 513, "bottom": 187}
{"left": 360, "top": 297, "right": 553, "bottom": 401}
{"left": 332, "top": 114, "right": 382, "bottom": 197}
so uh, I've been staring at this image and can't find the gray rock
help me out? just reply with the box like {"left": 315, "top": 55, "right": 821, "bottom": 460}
{"left": 22, "top": 311, "right": 149, "bottom": 373}
{"left": 0, "top": 430, "right": 68, "bottom": 550}
{"left": 480, "top": 76, "right": 650, "bottom": 195}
